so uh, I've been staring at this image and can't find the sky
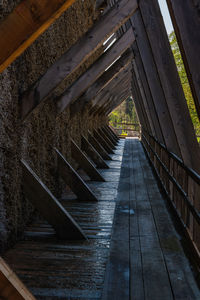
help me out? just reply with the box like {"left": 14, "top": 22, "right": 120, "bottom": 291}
{"left": 158, "top": 0, "right": 174, "bottom": 34}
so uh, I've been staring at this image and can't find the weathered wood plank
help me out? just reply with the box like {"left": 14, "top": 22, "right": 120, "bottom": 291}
{"left": 21, "top": 159, "right": 86, "bottom": 240}
{"left": 0, "top": 257, "right": 36, "bottom": 300}
{"left": 71, "top": 139, "right": 105, "bottom": 181}
{"left": 55, "top": 148, "right": 98, "bottom": 201}
{"left": 0, "top": 0, "right": 76, "bottom": 73}
{"left": 90, "top": 67, "right": 131, "bottom": 115}
{"left": 101, "top": 127, "right": 118, "bottom": 146}
{"left": 88, "top": 131, "right": 112, "bottom": 160}
{"left": 81, "top": 135, "right": 109, "bottom": 169}
{"left": 106, "top": 125, "right": 119, "bottom": 141}
{"left": 132, "top": 41, "right": 164, "bottom": 143}
{"left": 166, "top": 0, "right": 200, "bottom": 119}
{"left": 131, "top": 10, "right": 181, "bottom": 154}
{"left": 139, "top": 0, "right": 200, "bottom": 173}
{"left": 57, "top": 28, "right": 135, "bottom": 113}
{"left": 20, "top": 0, "right": 138, "bottom": 119}
{"left": 97, "top": 128, "right": 116, "bottom": 149}
{"left": 93, "top": 130, "right": 114, "bottom": 154}
{"left": 70, "top": 49, "right": 133, "bottom": 116}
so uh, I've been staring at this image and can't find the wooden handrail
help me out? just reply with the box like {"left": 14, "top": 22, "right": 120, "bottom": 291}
{"left": 141, "top": 130, "right": 200, "bottom": 271}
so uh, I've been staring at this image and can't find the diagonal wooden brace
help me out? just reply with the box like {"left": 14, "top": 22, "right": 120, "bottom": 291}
{"left": 71, "top": 139, "right": 105, "bottom": 182}
{"left": 55, "top": 148, "right": 98, "bottom": 201}
{"left": 21, "top": 160, "right": 86, "bottom": 240}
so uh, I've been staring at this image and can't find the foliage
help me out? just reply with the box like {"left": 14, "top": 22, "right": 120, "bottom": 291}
{"left": 109, "top": 97, "right": 139, "bottom": 134}
{"left": 169, "top": 31, "right": 200, "bottom": 139}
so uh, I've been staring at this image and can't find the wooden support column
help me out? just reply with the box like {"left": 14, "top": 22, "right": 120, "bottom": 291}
{"left": 81, "top": 135, "right": 109, "bottom": 169}
{"left": 0, "top": 0, "right": 76, "bottom": 73}
{"left": 88, "top": 131, "right": 112, "bottom": 160}
{"left": 132, "top": 60, "right": 156, "bottom": 136}
{"left": 132, "top": 70, "right": 151, "bottom": 132}
{"left": 131, "top": 10, "right": 181, "bottom": 156}
{"left": 21, "top": 0, "right": 138, "bottom": 119}
{"left": 55, "top": 148, "right": 98, "bottom": 201}
{"left": 139, "top": 0, "right": 200, "bottom": 173}
{"left": 0, "top": 257, "right": 36, "bottom": 300}
{"left": 101, "top": 126, "right": 118, "bottom": 145}
{"left": 21, "top": 160, "right": 86, "bottom": 240}
{"left": 132, "top": 42, "right": 164, "bottom": 143}
{"left": 97, "top": 128, "right": 116, "bottom": 149}
{"left": 58, "top": 28, "right": 135, "bottom": 114}
{"left": 166, "top": 0, "right": 200, "bottom": 119}
{"left": 71, "top": 139, "right": 105, "bottom": 181}
{"left": 93, "top": 130, "right": 115, "bottom": 154}
{"left": 131, "top": 82, "right": 147, "bottom": 131}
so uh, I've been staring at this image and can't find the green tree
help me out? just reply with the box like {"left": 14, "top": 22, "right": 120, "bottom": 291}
{"left": 169, "top": 31, "right": 200, "bottom": 140}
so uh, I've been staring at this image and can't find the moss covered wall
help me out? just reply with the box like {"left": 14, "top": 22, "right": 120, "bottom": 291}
{"left": 0, "top": 0, "right": 108, "bottom": 252}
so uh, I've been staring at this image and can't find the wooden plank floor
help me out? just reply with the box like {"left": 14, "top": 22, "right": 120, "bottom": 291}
{"left": 102, "top": 138, "right": 200, "bottom": 300}
{"left": 3, "top": 138, "right": 200, "bottom": 299}
{"left": 3, "top": 140, "right": 125, "bottom": 300}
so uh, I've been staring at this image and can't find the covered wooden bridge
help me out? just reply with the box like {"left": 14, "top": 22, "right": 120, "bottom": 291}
{"left": 0, "top": 0, "right": 200, "bottom": 299}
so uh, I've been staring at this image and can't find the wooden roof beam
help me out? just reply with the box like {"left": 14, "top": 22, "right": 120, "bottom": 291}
{"left": 0, "top": 0, "right": 77, "bottom": 73}
{"left": 58, "top": 27, "right": 135, "bottom": 114}
{"left": 21, "top": 0, "right": 138, "bottom": 119}
{"left": 90, "top": 65, "right": 132, "bottom": 114}
{"left": 70, "top": 48, "right": 133, "bottom": 113}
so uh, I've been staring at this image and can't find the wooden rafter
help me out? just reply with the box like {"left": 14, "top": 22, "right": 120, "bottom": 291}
{"left": 20, "top": 0, "right": 138, "bottom": 119}
{"left": 0, "top": 257, "right": 35, "bottom": 300}
{"left": 57, "top": 28, "right": 135, "bottom": 113}
{"left": 70, "top": 49, "right": 133, "bottom": 115}
{"left": 0, "top": 0, "right": 76, "bottom": 73}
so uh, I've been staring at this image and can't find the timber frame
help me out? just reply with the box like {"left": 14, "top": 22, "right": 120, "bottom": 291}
{"left": 1, "top": 0, "right": 200, "bottom": 296}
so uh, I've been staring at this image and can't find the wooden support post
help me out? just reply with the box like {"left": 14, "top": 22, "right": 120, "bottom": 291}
{"left": 0, "top": 257, "right": 36, "bottom": 300}
{"left": 55, "top": 148, "right": 98, "bottom": 201}
{"left": 131, "top": 10, "right": 181, "bottom": 156}
{"left": 0, "top": 0, "right": 76, "bottom": 73}
{"left": 21, "top": 0, "right": 138, "bottom": 119}
{"left": 71, "top": 139, "right": 105, "bottom": 181}
{"left": 166, "top": 0, "right": 200, "bottom": 120}
{"left": 101, "top": 126, "right": 118, "bottom": 145}
{"left": 93, "top": 130, "right": 115, "bottom": 154}
{"left": 132, "top": 42, "right": 164, "bottom": 143}
{"left": 88, "top": 131, "right": 112, "bottom": 160}
{"left": 57, "top": 28, "right": 135, "bottom": 114}
{"left": 97, "top": 128, "right": 116, "bottom": 149}
{"left": 139, "top": 0, "right": 200, "bottom": 173}
{"left": 132, "top": 59, "right": 156, "bottom": 137}
{"left": 81, "top": 135, "right": 109, "bottom": 169}
{"left": 21, "top": 160, "right": 86, "bottom": 240}
{"left": 132, "top": 63, "right": 152, "bottom": 134}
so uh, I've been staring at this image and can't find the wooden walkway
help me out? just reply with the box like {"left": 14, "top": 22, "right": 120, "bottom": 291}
{"left": 3, "top": 138, "right": 200, "bottom": 299}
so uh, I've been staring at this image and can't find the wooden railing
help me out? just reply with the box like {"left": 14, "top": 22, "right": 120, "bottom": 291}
{"left": 111, "top": 122, "right": 140, "bottom": 137}
{"left": 142, "top": 131, "right": 200, "bottom": 271}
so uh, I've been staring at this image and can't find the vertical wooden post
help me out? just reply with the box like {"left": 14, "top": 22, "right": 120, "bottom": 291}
{"left": 166, "top": 0, "right": 200, "bottom": 120}
{"left": 139, "top": 0, "right": 200, "bottom": 174}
